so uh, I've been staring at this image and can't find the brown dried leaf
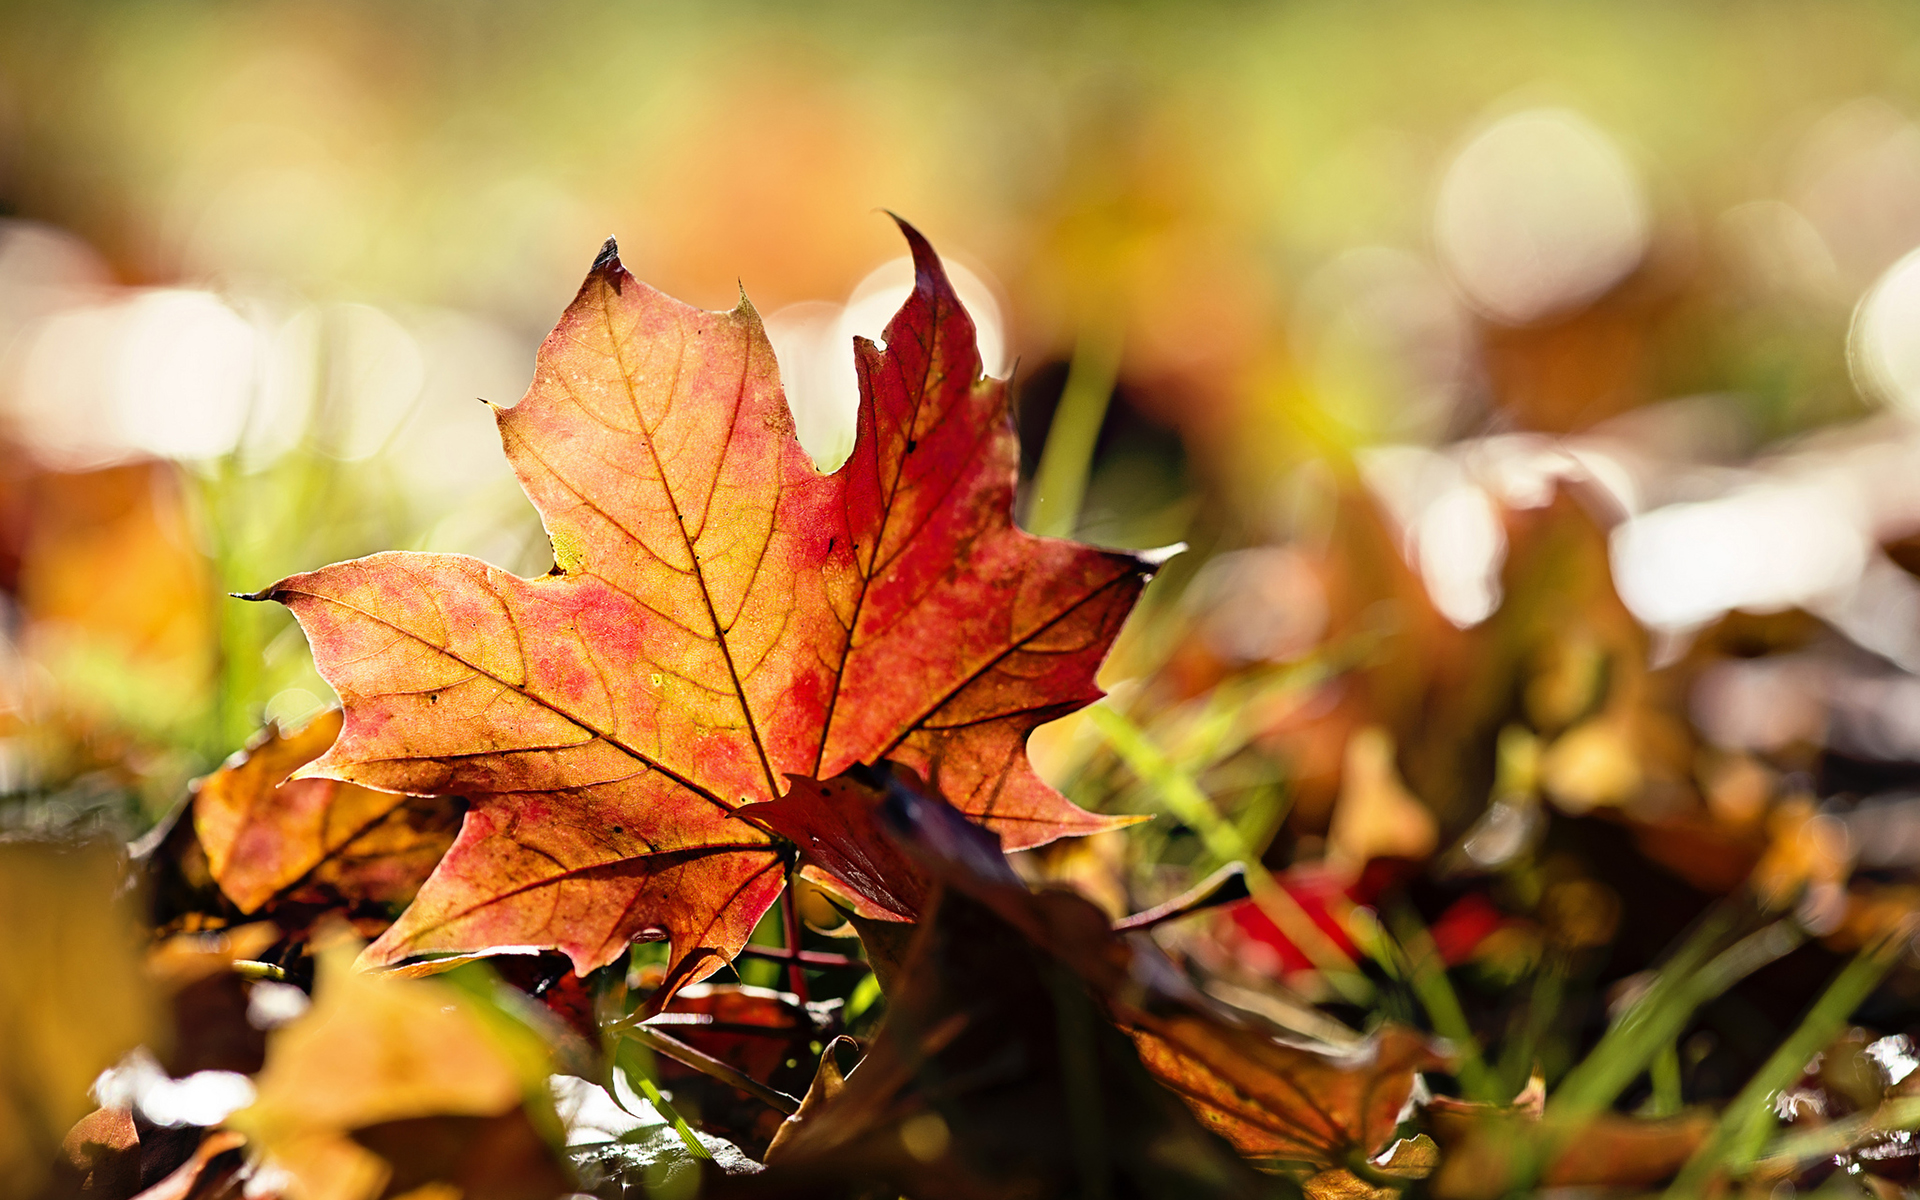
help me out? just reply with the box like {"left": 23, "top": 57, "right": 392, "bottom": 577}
{"left": 651, "top": 983, "right": 835, "bottom": 1156}
{"left": 745, "top": 884, "right": 1273, "bottom": 1200}
{"left": 1426, "top": 1089, "right": 1712, "bottom": 1198}
{"left": 192, "top": 710, "right": 453, "bottom": 917}
{"left": 1128, "top": 1018, "right": 1446, "bottom": 1169}
{"left": 764, "top": 1035, "right": 855, "bottom": 1165}
{"left": 870, "top": 765, "right": 1450, "bottom": 1170}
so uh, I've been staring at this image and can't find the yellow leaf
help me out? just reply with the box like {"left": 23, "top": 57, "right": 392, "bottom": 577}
{"left": 1327, "top": 726, "right": 1437, "bottom": 880}
{"left": 229, "top": 934, "right": 537, "bottom": 1200}
{"left": 0, "top": 840, "right": 160, "bottom": 1198}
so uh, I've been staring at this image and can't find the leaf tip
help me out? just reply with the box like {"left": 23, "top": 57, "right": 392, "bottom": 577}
{"left": 589, "top": 236, "right": 627, "bottom": 294}
{"left": 230, "top": 587, "right": 278, "bottom": 602}
{"left": 884, "top": 213, "right": 946, "bottom": 290}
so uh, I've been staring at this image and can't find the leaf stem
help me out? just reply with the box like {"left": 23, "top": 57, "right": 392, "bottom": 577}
{"left": 781, "top": 873, "right": 810, "bottom": 1004}
{"left": 736, "top": 943, "right": 864, "bottom": 970}
{"left": 617, "top": 1024, "right": 802, "bottom": 1115}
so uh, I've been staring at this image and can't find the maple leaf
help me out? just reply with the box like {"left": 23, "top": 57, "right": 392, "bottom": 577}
{"left": 193, "top": 709, "right": 457, "bottom": 916}
{"left": 251, "top": 219, "right": 1151, "bottom": 990}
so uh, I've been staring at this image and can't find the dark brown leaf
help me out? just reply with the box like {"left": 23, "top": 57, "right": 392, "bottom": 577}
{"left": 869, "top": 764, "right": 1451, "bottom": 1170}
{"left": 764, "top": 1035, "right": 856, "bottom": 1165}
{"left": 1426, "top": 1090, "right": 1712, "bottom": 1198}
{"left": 734, "top": 883, "right": 1276, "bottom": 1200}
{"left": 349, "top": 1110, "right": 572, "bottom": 1200}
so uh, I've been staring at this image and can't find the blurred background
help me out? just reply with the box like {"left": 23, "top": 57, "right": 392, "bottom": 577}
{"left": 11, "top": 0, "right": 1920, "bottom": 1110}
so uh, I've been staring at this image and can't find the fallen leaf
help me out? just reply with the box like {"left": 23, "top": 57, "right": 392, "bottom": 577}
{"left": 1539, "top": 714, "right": 1643, "bottom": 813}
{"left": 488, "top": 952, "right": 606, "bottom": 1047}
{"left": 228, "top": 933, "right": 567, "bottom": 1200}
{"left": 1127, "top": 1018, "right": 1444, "bottom": 1170}
{"left": 348, "top": 1111, "right": 570, "bottom": 1200}
{"left": 192, "top": 710, "right": 457, "bottom": 917}
{"left": 744, "top": 884, "right": 1273, "bottom": 1200}
{"left": 54, "top": 1106, "right": 141, "bottom": 1196}
{"left": 1112, "top": 862, "right": 1251, "bottom": 933}
{"left": 1752, "top": 796, "right": 1853, "bottom": 911}
{"left": 147, "top": 925, "right": 279, "bottom": 1077}
{"left": 255, "top": 220, "right": 1150, "bottom": 989}
{"left": 0, "top": 839, "right": 162, "bottom": 1198}
{"left": 1325, "top": 726, "right": 1437, "bottom": 882}
{"left": 126, "top": 1129, "right": 248, "bottom": 1200}
{"left": 1301, "top": 1134, "right": 1438, "bottom": 1200}
{"left": 754, "top": 766, "right": 1449, "bottom": 1192}
{"left": 1224, "top": 868, "right": 1363, "bottom": 976}
{"left": 1426, "top": 1086, "right": 1712, "bottom": 1198}
{"left": 19, "top": 462, "right": 218, "bottom": 740}
{"left": 878, "top": 766, "right": 1450, "bottom": 1170}
{"left": 743, "top": 774, "right": 928, "bottom": 922}
{"left": 764, "top": 1035, "right": 855, "bottom": 1164}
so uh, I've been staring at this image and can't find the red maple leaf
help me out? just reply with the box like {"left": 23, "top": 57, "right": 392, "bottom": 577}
{"left": 250, "top": 220, "right": 1151, "bottom": 991}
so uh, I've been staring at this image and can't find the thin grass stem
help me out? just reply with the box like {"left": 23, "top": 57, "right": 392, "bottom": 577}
{"left": 1088, "top": 706, "right": 1373, "bottom": 1005}
{"left": 1666, "top": 934, "right": 1904, "bottom": 1196}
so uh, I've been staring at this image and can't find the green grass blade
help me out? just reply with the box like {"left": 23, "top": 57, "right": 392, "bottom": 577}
{"left": 1549, "top": 907, "right": 1758, "bottom": 1120}
{"left": 1646, "top": 1040, "right": 1682, "bottom": 1117}
{"left": 1757, "top": 1094, "right": 1920, "bottom": 1171}
{"left": 1666, "top": 936, "right": 1903, "bottom": 1196}
{"left": 1088, "top": 705, "right": 1373, "bottom": 1004}
{"left": 1387, "top": 906, "right": 1498, "bottom": 1102}
{"left": 1529, "top": 916, "right": 1802, "bottom": 1189}
{"left": 610, "top": 1035, "right": 714, "bottom": 1162}
{"left": 1027, "top": 317, "right": 1123, "bottom": 539}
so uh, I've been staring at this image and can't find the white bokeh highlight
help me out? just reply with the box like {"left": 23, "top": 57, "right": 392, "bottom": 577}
{"left": 764, "top": 255, "right": 1006, "bottom": 471}
{"left": 1435, "top": 108, "right": 1650, "bottom": 325}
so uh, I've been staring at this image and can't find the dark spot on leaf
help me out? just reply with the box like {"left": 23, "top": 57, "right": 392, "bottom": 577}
{"left": 907, "top": 438, "right": 918, "bottom": 452}
{"left": 592, "top": 236, "right": 622, "bottom": 292}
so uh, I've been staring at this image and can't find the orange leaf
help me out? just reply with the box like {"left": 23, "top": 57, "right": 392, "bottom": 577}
{"left": 252, "top": 220, "right": 1151, "bottom": 990}
{"left": 193, "top": 709, "right": 432, "bottom": 915}
{"left": 1127, "top": 1018, "right": 1445, "bottom": 1168}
